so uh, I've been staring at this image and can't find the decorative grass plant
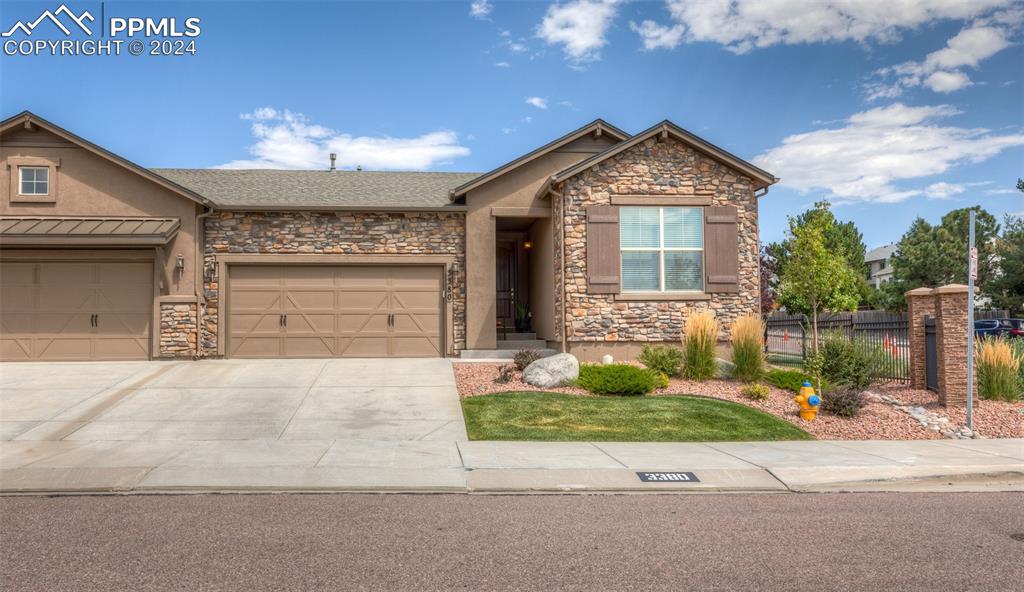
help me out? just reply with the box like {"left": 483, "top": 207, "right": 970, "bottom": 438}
{"left": 681, "top": 310, "right": 718, "bottom": 380}
{"left": 730, "top": 315, "right": 765, "bottom": 382}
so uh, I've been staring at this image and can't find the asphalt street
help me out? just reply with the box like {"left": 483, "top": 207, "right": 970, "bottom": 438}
{"left": 2, "top": 492, "right": 1022, "bottom": 591}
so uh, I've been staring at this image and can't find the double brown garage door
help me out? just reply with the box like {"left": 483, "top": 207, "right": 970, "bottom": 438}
{"left": 228, "top": 265, "right": 443, "bottom": 358}
{"left": 0, "top": 261, "right": 152, "bottom": 361}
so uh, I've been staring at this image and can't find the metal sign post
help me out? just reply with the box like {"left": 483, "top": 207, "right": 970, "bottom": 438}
{"left": 966, "top": 211, "right": 976, "bottom": 432}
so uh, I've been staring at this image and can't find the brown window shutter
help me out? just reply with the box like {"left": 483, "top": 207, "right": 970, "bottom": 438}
{"left": 704, "top": 205, "right": 739, "bottom": 293}
{"left": 586, "top": 205, "right": 620, "bottom": 294}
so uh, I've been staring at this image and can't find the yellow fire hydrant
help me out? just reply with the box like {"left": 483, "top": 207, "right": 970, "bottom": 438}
{"left": 794, "top": 380, "right": 821, "bottom": 421}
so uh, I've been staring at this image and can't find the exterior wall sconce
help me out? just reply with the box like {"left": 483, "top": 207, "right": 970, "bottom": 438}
{"left": 175, "top": 254, "right": 185, "bottom": 272}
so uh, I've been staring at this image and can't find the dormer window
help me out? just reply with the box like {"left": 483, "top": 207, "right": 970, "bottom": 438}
{"left": 19, "top": 166, "right": 49, "bottom": 195}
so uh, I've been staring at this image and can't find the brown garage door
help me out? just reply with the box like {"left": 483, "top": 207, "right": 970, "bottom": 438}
{"left": 0, "top": 261, "right": 152, "bottom": 361}
{"left": 228, "top": 265, "right": 443, "bottom": 358}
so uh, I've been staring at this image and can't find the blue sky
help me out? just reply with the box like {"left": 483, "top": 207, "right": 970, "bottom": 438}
{"left": 2, "top": 0, "right": 1022, "bottom": 247}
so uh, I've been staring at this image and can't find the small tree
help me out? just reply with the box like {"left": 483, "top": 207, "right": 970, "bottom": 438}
{"left": 778, "top": 221, "right": 861, "bottom": 353}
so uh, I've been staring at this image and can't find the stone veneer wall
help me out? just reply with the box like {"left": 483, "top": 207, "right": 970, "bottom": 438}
{"left": 159, "top": 302, "right": 197, "bottom": 358}
{"left": 201, "top": 211, "right": 467, "bottom": 355}
{"left": 559, "top": 137, "right": 760, "bottom": 345}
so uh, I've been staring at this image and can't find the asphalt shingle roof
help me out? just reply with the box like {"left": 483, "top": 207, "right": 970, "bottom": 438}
{"left": 151, "top": 169, "right": 482, "bottom": 209}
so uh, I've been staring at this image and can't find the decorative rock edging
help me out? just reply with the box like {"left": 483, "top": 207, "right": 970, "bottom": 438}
{"left": 863, "top": 390, "right": 977, "bottom": 439}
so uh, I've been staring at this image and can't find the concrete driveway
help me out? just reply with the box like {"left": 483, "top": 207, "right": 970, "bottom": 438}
{"left": 0, "top": 358, "right": 468, "bottom": 490}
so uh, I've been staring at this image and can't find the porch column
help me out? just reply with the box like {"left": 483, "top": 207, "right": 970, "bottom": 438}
{"left": 905, "top": 287, "right": 935, "bottom": 390}
{"left": 465, "top": 206, "right": 497, "bottom": 350}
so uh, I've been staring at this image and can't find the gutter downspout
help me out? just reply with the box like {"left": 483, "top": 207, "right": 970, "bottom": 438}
{"left": 194, "top": 205, "right": 215, "bottom": 359}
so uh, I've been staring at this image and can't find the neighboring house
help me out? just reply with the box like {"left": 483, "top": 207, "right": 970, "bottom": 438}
{"left": 865, "top": 244, "right": 896, "bottom": 288}
{"left": 0, "top": 110, "right": 776, "bottom": 362}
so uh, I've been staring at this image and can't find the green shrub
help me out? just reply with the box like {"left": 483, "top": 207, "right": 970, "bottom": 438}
{"left": 576, "top": 364, "right": 660, "bottom": 396}
{"left": 821, "top": 387, "right": 865, "bottom": 418}
{"left": 765, "top": 369, "right": 813, "bottom": 393}
{"left": 741, "top": 383, "right": 771, "bottom": 401}
{"left": 682, "top": 311, "right": 719, "bottom": 380}
{"left": 730, "top": 315, "right": 765, "bottom": 382}
{"left": 638, "top": 345, "right": 683, "bottom": 377}
{"left": 654, "top": 372, "right": 670, "bottom": 390}
{"left": 514, "top": 349, "right": 542, "bottom": 371}
{"left": 819, "top": 334, "right": 885, "bottom": 390}
{"left": 977, "top": 337, "right": 1022, "bottom": 402}
{"left": 494, "top": 364, "right": 516, "bottom": 384}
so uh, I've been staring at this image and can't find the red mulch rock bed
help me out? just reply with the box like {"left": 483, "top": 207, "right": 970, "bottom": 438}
{"left": 452, "top": 362, "right": 1024, "bottom": 441}
{"left": 873, "top": 385, "right": 1024, "bottom": 439}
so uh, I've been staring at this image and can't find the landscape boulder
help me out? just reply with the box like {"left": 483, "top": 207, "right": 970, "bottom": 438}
{"left": 523, "top": 353, "right": 580, "bottom": 388}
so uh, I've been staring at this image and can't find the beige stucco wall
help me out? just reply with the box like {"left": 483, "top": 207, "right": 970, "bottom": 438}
{"left": 463, "top": 135, "right": 618, "bottom": 349}
{"left": 1, "top": 126, "right": 201, "bottom": 297}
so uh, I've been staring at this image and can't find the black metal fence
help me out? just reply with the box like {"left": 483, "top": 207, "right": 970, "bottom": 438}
{"left": 764, "top": 311, "right": 910, "bottom": 381}
{"left": 764, "top": 308, "right": 1011, "bottom": 383}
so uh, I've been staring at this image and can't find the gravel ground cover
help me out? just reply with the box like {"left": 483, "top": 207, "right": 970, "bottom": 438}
{"left": 453, "top": 362, "right": 1023, "bottom": 441}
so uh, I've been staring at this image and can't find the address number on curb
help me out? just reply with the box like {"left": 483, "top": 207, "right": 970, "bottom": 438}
{"left": 636, "top": 472, "right": 699, "bottom": 483}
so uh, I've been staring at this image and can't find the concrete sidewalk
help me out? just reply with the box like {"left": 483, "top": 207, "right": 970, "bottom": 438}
{"left": 2, "top": 438, "right": 1021, "bottom": 494}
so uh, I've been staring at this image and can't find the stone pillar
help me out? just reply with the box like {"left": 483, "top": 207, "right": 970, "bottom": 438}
{"left": 905, "top": 287, "right": 935, "bottom": 390}
{"left": 933, "top": 284, "right": 973, "bottom": 406}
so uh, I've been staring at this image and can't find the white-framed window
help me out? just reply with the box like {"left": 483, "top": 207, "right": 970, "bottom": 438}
{"left": 620, "top": 206, "right": 703, "bottom": 292}
{"left": 19, "top": 166, "right": 49, "bottom": 195}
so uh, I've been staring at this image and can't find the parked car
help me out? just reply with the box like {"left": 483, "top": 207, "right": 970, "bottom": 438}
{"left": 974, "top": 319, "right": 1024, "bottom": 339}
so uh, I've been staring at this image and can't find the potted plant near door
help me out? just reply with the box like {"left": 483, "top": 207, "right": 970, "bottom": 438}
{"left": 515, "top": 302, "right": 532, "bottom": 333}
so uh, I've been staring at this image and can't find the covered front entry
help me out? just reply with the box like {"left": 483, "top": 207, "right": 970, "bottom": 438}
{"left": 227, "top": 264, "right": 443, "bottom": 358}
{"left": 0, "top": 260, "right": 153, "bottom": 361}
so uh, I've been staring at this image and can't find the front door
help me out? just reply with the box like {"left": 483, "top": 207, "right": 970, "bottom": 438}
{"left": 495, "top": 242, "right": 516, "bottom": 335}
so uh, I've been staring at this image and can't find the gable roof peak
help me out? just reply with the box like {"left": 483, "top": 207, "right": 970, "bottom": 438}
{"left": 549, "top": 118, "right": 778, "bottom": 189}
{"left": 448, "top": 118, "right": 629, "bottom": 199}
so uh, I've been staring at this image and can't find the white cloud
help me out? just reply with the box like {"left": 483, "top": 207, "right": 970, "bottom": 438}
{"left": 987, "top": 187, "right": 1021, "bottom": 195}
{"left": 501, "top": 127, "right": 515, "bottom": 135}
{"left": 866, "top": 20, "right": 1016, "bottom": 99}
{"left": 525, "top": 96, "right": 548, "bottom": 109}
{"left": 470, "top": 0, "right": 492, "bottom": 19}
{"left": 537, "top": 0, "right": 620, "bottom": 63}
{"left": 635, "top": 0, "right": 1014, "bottom": 54}
{"left": 221, "top": 108, "right": 470, "bottom": 170}
{"left": 631, "top": 20, "right": 685, "bottom": 50}
{"left": 753, "top": 103, "right": 1024, "bottom": 203}
{"left": 494, "top": 61, "right": 511, "bottom": 68}
{"left": 924, "top": 182, "right": 966, "bottom": 199}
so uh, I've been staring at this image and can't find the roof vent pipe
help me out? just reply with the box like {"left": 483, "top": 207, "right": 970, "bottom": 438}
{"left": 329, "top": 153, "right": 337, "bottom": 171}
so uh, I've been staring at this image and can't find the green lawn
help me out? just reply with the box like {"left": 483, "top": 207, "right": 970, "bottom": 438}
{"left": 461, "top": 392, "right": 812, "bottom": 442}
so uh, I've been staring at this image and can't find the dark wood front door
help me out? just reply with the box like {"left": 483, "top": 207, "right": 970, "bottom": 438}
{"left": 496, "top": 241, "right": 516, "bottom": 334}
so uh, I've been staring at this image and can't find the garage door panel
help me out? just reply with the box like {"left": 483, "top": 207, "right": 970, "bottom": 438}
{"left": 93, "top": 337, "right": 149, "bottom": 360}
{"left": 95, "top": 313, "right": 151, "bottom": 336}
{"left": 231, "top": 314, "right": 281, "bottom": 334}
{"left": 0, "top": 261, "right": 152, "bottom": 362}
{"left": 36, "top": 337, "right": 93, "bottom": 360}
{"left": 285, "top": 290, "right": 335, "bottom": 310}
{"left": 37, "top": 287, "right": 93, "bottom": 312}
{"left": 283, "top": 336, "right": 335, "bottom": 357}
{"left": 339, "top": 312, "right": 388, "bottom": 333}
{"left": 0, "top": 286, "right": 35, "bottom": 310}
{"left": 231, "top": 290, "right": 282, "bottom": 311}
{"left": 392, "top": 336, "right": 441, "bottom": 357}
{"left": 230, "top": 336, "right": 281, "bottom": 357}
{"left": 0, "top": 337, "right": 32, "bottom": 360}
{"left": 338, "top": 336, "right": 389, "bottom": 357}
{"left": 228, "top": 265, "right": 443, "bottom": 359}
{"left": 38, "top": 262, "right": 93, "bottom": 285}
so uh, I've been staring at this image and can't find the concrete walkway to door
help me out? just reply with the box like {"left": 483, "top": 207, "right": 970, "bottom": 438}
{"left": 0, "top": 358, "right": 469, "bottom": 491}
